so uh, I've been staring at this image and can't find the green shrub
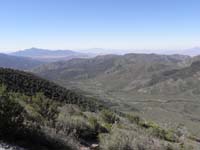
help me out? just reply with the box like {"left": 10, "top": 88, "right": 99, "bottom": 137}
{"left": 56, "top": 112, "right": 97, "bottom": 140}
{"left": 99, "top": 129, "right": 135, "bottom": 150}
{"left": 29, "top": 93, "right": 59, "bottom": 123}
{"left": 139, "top": 121, "right": 178, "bottom": 142}
{"left": 147, "top": 123, "right": 177, "bottom": 142}
{"left": 100, "top": 109, "right": 119, "bottom": 124}
{"left": 88, "top": 116, "right": 98, "bottom": 128}
{"left": 126, "top": 114, "right": 141, "bottom": 125}
{"left": 0, "top": 94, "right": 25, "bottom": 137}
{"left": 99, "top": 127, "right": 167, "bottom": 150}
{"left": 164, "top": 130, "right": 177, "bottom": 142}
{"left": 103, "top": 123, "right": 113, "bottom": 131}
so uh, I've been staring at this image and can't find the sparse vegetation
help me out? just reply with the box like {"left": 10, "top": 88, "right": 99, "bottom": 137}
{"left": 0, "top": 68, "right": 199, "bottom": 150}
{"left": 33, "top": 54, "right": 200, "bottom": 138}
{"left": 100, "top": 109, "right": 119, "bottom": 124}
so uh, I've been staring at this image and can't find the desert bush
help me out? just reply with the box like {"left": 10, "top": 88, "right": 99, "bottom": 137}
{"left": 88, "top": 116, "right": 107, "bottom": 133}
{"left": 40, "top": 126, "right": 79, "bottom": 150}
{"left": 99, "top": 129, "right": 136, "bottom": 150}
{"left": 126, "top": 114, "right": 141, "bottom": 125}
{"left": 0, "top": 85, "right": 80, "bottom": 150}
{"left": 56, "top": 112, "right": 97, "bottom": 140}
{"left": 139, "top": 121, "right": 178, "bottom": 142}
{"left": 88, "top": 116, "right": 99, "bottom": 129}
{"left": 29, "top": 93, "right": 59, "bottom": 122}
{"left": 175, "top": 124, "right": 189, "bottom": 138}
{"left": 0, "top": 94, "right": 25, "bottom": 137}
{"left": 99, "top": 127, "right": 167, "bottom": 150}
{"left": 100, "top": 109, "right": 119, "bottom": 124}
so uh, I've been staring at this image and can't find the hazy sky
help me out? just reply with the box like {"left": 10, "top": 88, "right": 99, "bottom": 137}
{"left": 0, "top": 0, "right": 200, "bottom": 52}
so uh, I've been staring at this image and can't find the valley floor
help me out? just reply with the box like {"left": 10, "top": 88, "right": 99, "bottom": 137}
{"left": 57, "top": 79, "right": 200, "bottom": 137}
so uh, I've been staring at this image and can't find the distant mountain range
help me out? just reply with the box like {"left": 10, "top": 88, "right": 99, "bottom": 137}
{"left": 77, "top": 47, "right": 200, "bottom": 56}
{"left": 178, "top": 47, "right": 200, "bottom": 56}
{"left": 10, "top": 48, "right": 92, "bottom": 62}
{"left": 164, "top": 47, "right": 200, "bottom": 56}
{"left": 11, "top": 48, "right": 77, "bottom": 57}
{"left": 0, "top": 47, "right": 95, "bottom": 70}
{"left": 1, "top": 46, "right": 200, "bottom": 70}
{"left": 5, "top": 46, "right": 200, "bottom": 62}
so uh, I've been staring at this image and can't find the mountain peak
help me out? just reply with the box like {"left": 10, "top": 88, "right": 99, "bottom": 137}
{"left": 26, "top": 47, "right": 45, "bottom": 51}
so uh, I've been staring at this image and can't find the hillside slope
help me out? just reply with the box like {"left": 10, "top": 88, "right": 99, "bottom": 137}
{"left": 138, "top": 61, "right": 200, "bottom": 95}
{"left": 0, "top": 68, "right": 199, "bottom": 150}
{"left": 0, "top": 68, "right": 105, "bottom": 150}
{"left": 33, "top": 53, "right": 190, "bottom": 79}
{"left": 33, "top": 53, "right": 191, "bottom": 93}
{"left": 0, "top": 53, "right": 43, "bottom": 70}
{"left": 0, "top": 68, "right": 104, "bottom": 111}
{"left": 32, "top": 53, "right": 200, "bottom": 137}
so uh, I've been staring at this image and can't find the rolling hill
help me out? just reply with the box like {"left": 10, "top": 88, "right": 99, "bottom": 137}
{"left": 0, "top": 53, "right": 43, "bottom": 70}
{"left": 33, "top": 53, "right": 191, "bottom": 92}
{"left": 138, "top": 61, "right": 200, "bottom": 95}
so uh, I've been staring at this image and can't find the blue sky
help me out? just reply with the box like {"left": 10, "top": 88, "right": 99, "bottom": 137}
{"left": 0, "top": 0, "right": 200, "bottom": 52}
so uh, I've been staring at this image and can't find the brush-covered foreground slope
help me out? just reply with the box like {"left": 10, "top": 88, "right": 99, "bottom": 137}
{"left": 0, "top": 53, "right": 43, "bottom": 70}
{"left": 0, "top": 68, "right": 200, "bottom": 150}
{"left": 33, "top": 53, "right": 200, "bottom": 136}
{"left": 0, "top": 68, "right": 104, "bottom": 149}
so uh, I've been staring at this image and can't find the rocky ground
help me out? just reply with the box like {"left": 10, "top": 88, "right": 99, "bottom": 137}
{"left": 0, "top": 142, "right": 26, "bottom": 150}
